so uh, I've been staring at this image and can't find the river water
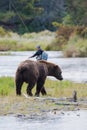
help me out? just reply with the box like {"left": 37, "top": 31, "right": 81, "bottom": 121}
{"left": 0, "top": 51, "right": 87, "bottom": 83}
{"left": 0, "top": 110, "right": 87, "bottom": 130}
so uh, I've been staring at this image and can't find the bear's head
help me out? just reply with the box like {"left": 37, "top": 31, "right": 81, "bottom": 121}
{"left": 53, "top": 65, "right": 63, "bottom": 80}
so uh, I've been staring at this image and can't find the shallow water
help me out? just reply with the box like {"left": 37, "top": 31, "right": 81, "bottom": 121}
{"left": 0, "top": 110, "right": 87, "bottom": 130}
{"left": 0, "top": 51, "right": 87, "bottom": 83}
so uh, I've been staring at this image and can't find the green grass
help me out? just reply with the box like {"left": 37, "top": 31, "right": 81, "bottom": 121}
{"left": 45, "top": 80, "right": 87, "bottom": 98}
{"left": 0, "top": 29, "right": 55, "bottom": 51}
{"left": 0, "top": 77, "right": 15, "bottom": 96}
{"left": 0, "top": 77, "right": 87, "bottom": 98}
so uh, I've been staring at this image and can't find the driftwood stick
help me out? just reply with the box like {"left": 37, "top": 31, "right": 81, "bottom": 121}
{"left": 73, "top": 90, "right": 77, "bottom": 102}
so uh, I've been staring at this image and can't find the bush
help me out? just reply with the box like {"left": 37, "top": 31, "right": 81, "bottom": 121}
{"left": 0, "top": 27, "right": 6, "bottom": 36}
{"left": 56, "top": 25, "right": 74, "bottom": 40}
{"left": 49, "top": 25, "right": 87, "bottom": 55}
{"left": 49, "top": 25, "right": 75, "bottom": 50}
{"left": 63, "top": 35, "right": 87, "bottom": 57}
{"left": 76, "top": 39, "right": 87, "bottom": 57}
{"left": 75, "top": 26, "right": 87, "bottom": 38}
{"left": 0, "top": 39, "right": 18, "bottom": 51}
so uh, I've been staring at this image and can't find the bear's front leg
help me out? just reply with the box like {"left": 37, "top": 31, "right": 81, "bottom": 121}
{"left": 41, "top": 86, "right": 47, "bottom": 95}
{"left": 27, "top": 87, "right": 33, "bottom": 96}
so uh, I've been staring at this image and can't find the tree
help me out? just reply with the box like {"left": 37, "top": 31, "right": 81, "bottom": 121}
{"left": 65, "top": 0, "right": 87, "bottom": 25}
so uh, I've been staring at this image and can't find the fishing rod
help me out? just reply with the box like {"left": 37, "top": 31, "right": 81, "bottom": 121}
{"left": 9, "top": 0, "right": 29, "bottom": 32}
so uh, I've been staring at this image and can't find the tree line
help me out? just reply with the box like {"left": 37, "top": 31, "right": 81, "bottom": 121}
{"left": 0, "top": 0, "right": 87, "bottom": 33}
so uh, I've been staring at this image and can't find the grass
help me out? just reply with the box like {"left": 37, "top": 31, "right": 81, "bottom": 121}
{"left": 0, "top": 77, "right": 15, "bottom": 96}
{"left": 0, "top": 77, "right": 87, "bottom": 115}
{"left": 45, "top": 79, "right": 87, "bottom": 98}
{"left": 0, "top": 77, "right": 87, "bottom": 99}
{"left": 0, "top": 29, "right": 55, "bottom": 51}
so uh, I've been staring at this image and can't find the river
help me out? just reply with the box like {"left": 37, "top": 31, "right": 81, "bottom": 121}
{"left": 0, "top": 110, "right": 87, "bottom": 130}
{"left": 0, "top": 51, "right": 87, "bottom": 83}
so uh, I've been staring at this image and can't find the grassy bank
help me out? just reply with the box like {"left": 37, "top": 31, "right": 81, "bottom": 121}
{"left": 0, "top": 77, "right": 87, "bottom": 98}
{"left": 0, "top": 77, "right": 87, "bottom": 115}
{"left": 0, "top": 27, "right": 55, "bottom": 51}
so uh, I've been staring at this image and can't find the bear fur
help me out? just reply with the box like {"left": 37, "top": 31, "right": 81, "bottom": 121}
{"left": 15, "top": 60, "right": 63, "bottom": 96}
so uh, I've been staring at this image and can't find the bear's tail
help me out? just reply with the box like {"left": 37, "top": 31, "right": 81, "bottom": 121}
{"left": 18, "top": 66, "right": 27, "bottom": 74}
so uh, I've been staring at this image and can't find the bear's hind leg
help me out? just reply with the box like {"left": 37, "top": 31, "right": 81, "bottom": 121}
{"left": 16, "top": 81, "right": 23, "bottom": 95}
{"left": 27, "top": 82, "right": 36, "bottom": 96}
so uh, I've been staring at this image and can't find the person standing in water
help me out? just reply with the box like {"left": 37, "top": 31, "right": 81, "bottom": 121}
{"left": 30, "top": 45, "right": 48, "bottom": 60}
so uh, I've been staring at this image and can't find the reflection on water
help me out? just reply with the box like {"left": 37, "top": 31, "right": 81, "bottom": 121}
{"left": 0, "top": 110, "right": 87, "bottom": 130}
{"left": 0, "top": 51, "right": 87, "bottom": 83}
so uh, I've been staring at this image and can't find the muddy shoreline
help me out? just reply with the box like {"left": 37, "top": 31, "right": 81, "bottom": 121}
{"left": 0, "top": 95, "right": 87, "bottom": 117}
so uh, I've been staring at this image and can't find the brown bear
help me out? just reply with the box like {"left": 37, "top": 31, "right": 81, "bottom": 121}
{"left": 15, "top": 60, "right": 63, "bottom": 96}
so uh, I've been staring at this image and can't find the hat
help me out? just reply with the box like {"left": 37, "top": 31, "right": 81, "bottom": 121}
{"left": 36, "top": 45, "right": 40, "bottom": 49}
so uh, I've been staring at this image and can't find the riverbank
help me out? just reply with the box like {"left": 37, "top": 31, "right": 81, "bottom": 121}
{"left": 0, "top": 77, "right": 87, "bottom": 116}
{"left": 0, "top": 95, "right": 87, "bottom": 116}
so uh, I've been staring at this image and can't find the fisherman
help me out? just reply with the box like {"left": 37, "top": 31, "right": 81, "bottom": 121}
{"left": 30, "top": 45, "right": 48, "bottom": 60}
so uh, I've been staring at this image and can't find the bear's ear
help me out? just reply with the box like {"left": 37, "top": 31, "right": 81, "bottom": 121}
{"left": 54, "top": 65, "right": 61, "bottom": 72}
